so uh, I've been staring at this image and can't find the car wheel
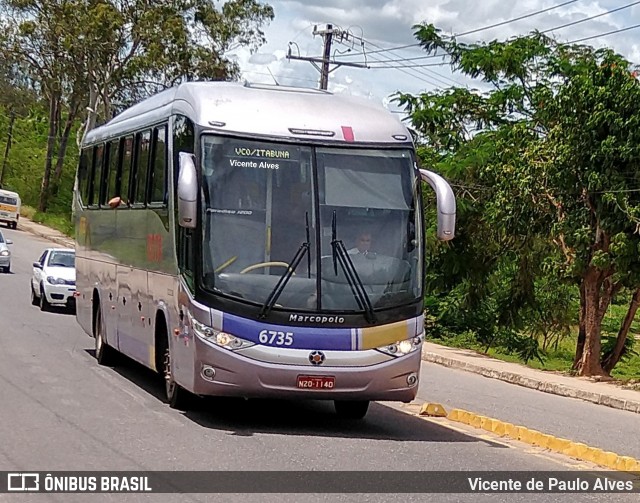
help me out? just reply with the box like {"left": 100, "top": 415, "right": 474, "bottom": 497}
{"left": 31, "top": 284, "right": 39, "bottom": 306}
{"left": 39, "top": 285, "right": 50, "bottom": 311}
{"left": 2, "top": 266, "right": 8, "bottom": 274}
{"left": 94, "top": 305, "right": 117, "bottom": 366}
{"left": 334, "top": 400, "right": 370, "bottom": 419}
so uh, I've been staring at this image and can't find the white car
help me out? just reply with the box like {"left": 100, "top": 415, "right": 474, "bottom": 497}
{"left": 31, "top": 248, "right": 76, "bottom": 311}
{"left": 0, "top": 229, "right": 12, "bottom": 273}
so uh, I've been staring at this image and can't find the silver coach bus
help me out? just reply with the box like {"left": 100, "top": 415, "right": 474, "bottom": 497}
{"left": 74, "top": 82, "right": 455, "bottom": 419}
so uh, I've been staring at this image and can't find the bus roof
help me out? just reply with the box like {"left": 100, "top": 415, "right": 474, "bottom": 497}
{"left": 0, "top": 189, "right": 19, "bottom": 198}
{"left": 83, "top": 81, "right": 412, "bottom": 146}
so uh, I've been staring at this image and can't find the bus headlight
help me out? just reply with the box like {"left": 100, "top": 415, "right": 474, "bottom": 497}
{"left": 377, "top": 334, "right": 423, "bottom": 356}
{"left": 190, "top": 315, "right": 254, "bottom": 350}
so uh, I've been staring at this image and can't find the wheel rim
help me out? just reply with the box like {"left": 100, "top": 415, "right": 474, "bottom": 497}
{"left": 95, "top": 311, "right": 103, "bottom": 356}
{"left": 163, "top": 349, "right": 174, "bottom": 397}
{"left": 95, "top": 329, "right": 103, "bottom": 355}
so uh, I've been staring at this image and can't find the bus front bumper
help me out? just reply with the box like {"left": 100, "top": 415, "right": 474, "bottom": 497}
{"left": 189, "top": 339, "right": 421, "bottom": 402}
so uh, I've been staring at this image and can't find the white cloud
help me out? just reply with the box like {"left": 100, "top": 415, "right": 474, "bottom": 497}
{"left": 230, "top": 0, "right": 640, "bottom": 107}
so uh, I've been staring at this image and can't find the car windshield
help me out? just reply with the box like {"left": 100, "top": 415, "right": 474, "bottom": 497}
{"left": 48, "top": 251, "right": 75, "bottom": 267}
{"left": 0, "top": 233, "right": 4, "bottom": 243}
{"left": 200, "top": 136, "right": 422, "bottom": 314}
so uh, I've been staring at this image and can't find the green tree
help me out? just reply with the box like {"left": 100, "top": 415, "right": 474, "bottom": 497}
{"left": 399, "top": 25, "right": 640, "bottom": 376}
{"left": 1, "top": 0, "right": 274, "bottom": 211}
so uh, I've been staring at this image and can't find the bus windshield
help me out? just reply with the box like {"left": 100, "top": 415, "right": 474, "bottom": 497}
{"left": 201, "top": 136, "right": 422, "bottom": 313}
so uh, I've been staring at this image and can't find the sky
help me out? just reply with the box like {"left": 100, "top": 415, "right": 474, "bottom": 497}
{"left": 229, "top": 0, "right": 640, "bottom": 112}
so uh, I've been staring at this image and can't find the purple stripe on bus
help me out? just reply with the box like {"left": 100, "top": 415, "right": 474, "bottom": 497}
{"left": 222, "top": 314, "right": 354, "bottom": 350}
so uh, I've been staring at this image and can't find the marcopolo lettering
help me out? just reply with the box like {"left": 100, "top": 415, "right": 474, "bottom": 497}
{"left": 289, "top": 314, "right": 345, "bottom": 324}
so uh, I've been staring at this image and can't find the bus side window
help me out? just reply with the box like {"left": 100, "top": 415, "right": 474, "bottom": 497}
{"left": 90, "top": 144, "right": 105, "bottom": 207}
{"left": 119, "top": 135, "right": 134, "bottom": 206}
{"left": 149, "top": 125, "right": 167, "bottom": 206}
{"left": 103, "top": 139, "right": 120, "bottom": 207}
{"left": 78, "top": 148, "right": 92, "bottom": 206}
{"left": 131, "top": 130, "right": 151, "bottom": 206}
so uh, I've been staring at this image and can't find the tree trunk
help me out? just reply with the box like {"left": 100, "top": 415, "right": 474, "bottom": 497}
{"left": 51, "top": 99, "right": 80, "bottom": 197}
{"left": 0, "top": 110, "right": 16, "bottom": 187}
{"left": 602, "top": 288, "right": 640, "bottom": 373}
{"left": 577, "top": 269, "right": 608, "bottom": 377}
{"left": 572, "top": 282, "right": 586, "bottom": 370}
{"left": 81, "top": 84, "right": 99, "bottom": 145}
{"left": 39, "top": 95, "right": 59, "bottom": 213}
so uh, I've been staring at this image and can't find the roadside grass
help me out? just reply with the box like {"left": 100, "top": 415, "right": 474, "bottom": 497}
{"left": 22, "top": 206, "right": 74, "bottom": 237}
{"left": 435, "top": 303, "right": 640, "bottom": 383}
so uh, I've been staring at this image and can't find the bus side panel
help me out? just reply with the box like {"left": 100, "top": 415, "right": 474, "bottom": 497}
{"left": 75, "top": 253, "right": 93, "bottom": 337}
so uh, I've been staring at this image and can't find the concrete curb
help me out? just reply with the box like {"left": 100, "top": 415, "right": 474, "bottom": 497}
{"left": 442, "top": 407, "right": 640, "bottom": 472}
{"left": 18, "top": 222, "right": 75, "bottom": 248}
{"left": 422, "top": 351, "right": 640, "bottom": 415}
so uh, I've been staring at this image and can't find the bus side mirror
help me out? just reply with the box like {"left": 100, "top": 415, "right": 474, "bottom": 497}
{"left": 178, "top": 152, "right": 198, "bottom": 229}
{"left": 419, "top": 169, "right": 456, "bottom": 241}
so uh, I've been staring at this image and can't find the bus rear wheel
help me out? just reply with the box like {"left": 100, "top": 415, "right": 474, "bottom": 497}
{"left": 334, "top": 400, "right": 370, "bottom": 419}
{"left": 95, "top": 305, "right": 117, "bottom": 366}
{"left": 163, "top": 347, "right": 191, "bottom": 410}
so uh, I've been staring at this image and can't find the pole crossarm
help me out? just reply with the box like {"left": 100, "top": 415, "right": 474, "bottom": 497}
{"left": 286, "top": 55, "right": 369, "bottom": 69}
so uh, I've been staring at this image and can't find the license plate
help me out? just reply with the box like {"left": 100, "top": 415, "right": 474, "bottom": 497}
{"left": 297, "top": 375, "right": 335, "bottom": 389}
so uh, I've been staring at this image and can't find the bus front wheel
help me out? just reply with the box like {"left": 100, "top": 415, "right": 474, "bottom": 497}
{"left": 334, "top": 400, "right": 370, "bottom": 419}
{"left": 163, "top": 347, "right": 191, "bottom": 410}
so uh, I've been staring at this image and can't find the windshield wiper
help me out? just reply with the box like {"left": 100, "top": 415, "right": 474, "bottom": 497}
{"left": 258, "top": 213, "right": 311, "bottom": 319}
{"left": 331, "top": 212, "right": 376, "bottom": 323}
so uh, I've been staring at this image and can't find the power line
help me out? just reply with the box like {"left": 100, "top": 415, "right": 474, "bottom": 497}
{"left": 457, "top": 0, "right": 580, "bottom": 37}
{"left": 568, "top": 22, "right": 640, "bottom": 43}
{"left": 366, "top": 53, "right": 447, "bottom": 89}
{"left": 365, "top": 2, "right": 640, "bottom": 70}
{"left": 335, "top": 0, "right": 581, "bottom": 57}
{"left": 358, "top": 37, "right": 461, "bottom": 87}
{"left": 541, "top": 0, "right": 640, "bottom": 34}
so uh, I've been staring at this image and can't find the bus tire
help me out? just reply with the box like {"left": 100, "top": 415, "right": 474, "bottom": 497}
{"left": 161, "top": 342, "right": 191, "bottom": 410}
{"left": 334, "top": 400, "right": 370, "bottom": 419}
{"left": 94, "top": 304, "right": 117, "bottom": 366}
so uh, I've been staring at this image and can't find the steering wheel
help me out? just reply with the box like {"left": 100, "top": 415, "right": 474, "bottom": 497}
{"left": 240, "top": 261, "right": 295, "bottom": 275}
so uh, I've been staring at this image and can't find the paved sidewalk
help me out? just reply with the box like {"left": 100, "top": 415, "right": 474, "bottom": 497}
{"left": 422, "top": 342, "right": 640, "bottom": 414}
{"left": 18, "top": 217, "right": 75, "bottom": 248}
{"left": 15, "top": 217, "right": 640, "bottom": 415}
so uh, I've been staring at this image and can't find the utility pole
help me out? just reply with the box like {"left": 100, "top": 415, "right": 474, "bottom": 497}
{"left": 287, "top": 24, "right": 368, "bottom": 90}
{"left": 317, "top": 24, "right": 334, "bottom": 90}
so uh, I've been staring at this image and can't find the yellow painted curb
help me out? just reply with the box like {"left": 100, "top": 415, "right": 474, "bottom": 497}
{"left": 419, "top": 402, "right": 447, "bottom": 417}
{"left": 441, "top": 407, "right": 640, "bottom": 472}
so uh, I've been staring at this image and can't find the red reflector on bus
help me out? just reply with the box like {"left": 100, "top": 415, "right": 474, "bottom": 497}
{"left": 341, "top": 126, "right": 354, "bottom": 142}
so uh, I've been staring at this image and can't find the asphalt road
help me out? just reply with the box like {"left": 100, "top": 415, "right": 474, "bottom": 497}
{"left": 415, "top": 364, "right": 640, "bottom": 459}
{"left": 0, "top": 226, "right": 637, "bottom": 503}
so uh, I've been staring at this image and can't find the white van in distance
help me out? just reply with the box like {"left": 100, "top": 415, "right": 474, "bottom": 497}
{"left": 0, "top": 189, "right": 21, "bottom": 229}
